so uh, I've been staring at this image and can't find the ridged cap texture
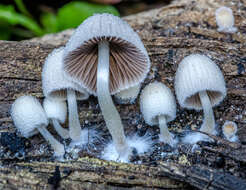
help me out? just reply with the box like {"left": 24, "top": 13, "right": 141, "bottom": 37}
{"left": 175, "top": 54, "right": 226, "bottom": 110}
{"left": 42, "top": 47, "right": 89, "bottom": 101}
{"left": 43, "top": 98, "right": 67, "bottom": 124}
{"left": 11, "top": 95, "right": 48, "bottom": 138}
{"left": 140, "top": 82, "right": 176, "bottom": 126}
{"left": 114, "top": 84, "right": 141, "bottom": 104}
{"left": 63, "top": 13, "right": 150, "bottom": 95}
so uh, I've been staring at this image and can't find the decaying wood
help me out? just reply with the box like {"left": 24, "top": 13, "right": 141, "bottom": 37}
{"left": 0, "top": 0, "right": 246, "bottom": 189}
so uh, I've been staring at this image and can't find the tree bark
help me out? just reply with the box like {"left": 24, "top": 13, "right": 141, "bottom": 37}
{"left": 0, "top": 0, "right": 246, "bottom": 189}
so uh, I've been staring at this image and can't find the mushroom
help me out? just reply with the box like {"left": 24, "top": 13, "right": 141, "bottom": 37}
{"left": 140, "top": 82, "right": 177, "bottom": 147}
{"left": 114, "top": 84, "right": 141, "bottom": 104}
{"left": 42, "top": 47, "right": 90, "bottom": 146}
{"left": 215, "top": 6, "right": 237, "bottom": 33}
{"left": 175, "top": 54, "right": 226, "bottom": 144}
{"left": 43, "top": 97, "right": 69, "bottom": 139}
{"left": 62, "top": 14, "right": 150, "bottom": 161}
{"left": 11, "top": 95, "right": 65, "bottom": 157}
{"left": 222, "top": 121, "right": 238, "bottom": 142}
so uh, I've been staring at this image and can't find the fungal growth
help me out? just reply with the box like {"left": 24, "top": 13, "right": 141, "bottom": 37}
{"left": 62, "top": 14, "right": 150, "bottom": 162}
{"left": 140, "top": 82, "right": 177, "bottom": 147}
{"left": 222, "top": 121, "right": 238, "bottom": 142}
{"left": 114, "top": 84, "right": 141, "bottom": 104}
{"left": 11, "top": 95, "right": 65, "bottom": 157}
{"left": 42, "top": 47, "right": 90, "bottom": 146}
{"left": 215, "top": 6, "right": 237, "bottom": 33}
{"left": 175, "top": 54, "right": 226, "bottom": 144}
{"left": 43, "top": 97, "right": 69, "bottom": 139}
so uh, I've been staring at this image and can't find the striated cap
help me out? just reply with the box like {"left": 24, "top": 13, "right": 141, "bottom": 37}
{"left": 63, "top": 13, "right": 150, "bottom": 95}
{"left": 175, "top": 54, "right": 226, "bottom": 110}
{"left": 114, "top": 84, "right": 141, "bottom": 104}
{"left": 43, "top": 97, "right": 67, "bottom": 124}
{"left": 10, "top": 95, "right": 48, "bottom": 138}
{"left": 140, "top": 82, "right": 176, "bottom": 126}
{"left": 42, "top": 47, "right": 89, "bottom": 101}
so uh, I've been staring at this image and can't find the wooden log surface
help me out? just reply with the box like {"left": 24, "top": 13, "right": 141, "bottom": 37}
{"left": 0, "top": 0, "right": 246, "bottom": 189}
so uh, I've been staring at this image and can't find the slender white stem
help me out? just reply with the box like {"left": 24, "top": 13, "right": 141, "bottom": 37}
{"left": 52, "top": 119, "right": 69, "bottom": 139}
{"left": 67, "top": 89, "right": 81, "bottom": 142}
{"left": 158, "top": 115, "right": 174, "bottom": 145}
{"left": 199, "top": 91, "right": 215, "bottom": 134}
{"left": 97, "top": 41, "right": 129, "bottom": 157}
{"left": 38, "top": 126, "right": 65, "bottom": 157}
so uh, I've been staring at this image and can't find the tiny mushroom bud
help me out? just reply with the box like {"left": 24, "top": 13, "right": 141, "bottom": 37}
{"left": 215, "top": 6, "right": 237, "bottom": 33}
{"left": 222, "top": 121, "right": 238, "bottom": 142}
{"left": 42, "top": 47, "right": 90, "bottom": 147}
{"left": 140, "top": 82, "right": 177, "bottom": 147}
{"left": 62, "top": 13, "right": 150, "bottom": 162}
{"left": 43, "top": 97, "right": 69, "bottom": 139}
{"left": 11, "top": 95, "right": 65, "bottom": 157}
{"left": 114, "top": 84, "right": 141, "bottom": 104}
{"left": 175, "top": 54, "right": 226, "bottom": 144}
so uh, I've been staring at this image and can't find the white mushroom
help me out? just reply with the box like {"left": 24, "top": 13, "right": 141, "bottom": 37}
{"left": 175, "top": 54, "right": 226, "bottom": 144}
{"left": 222, "top": 121, "right": 238, "bottom": 142}
{"left": 215, "top": 6, "right": 237, "bottom": 33}
{"left": 62, "top": 14, "right": 151, "bottom": 162}
{"left": 140, "top": 82, "right": 177, "bottom": 147}
{"left": 43, "top": 97, "right": 69, "bottom": 139}
{"left": 114, "top": 84, "right": 141, "bottom": 104}
{"left": 42, "top": 47, "right": 90, "bottom": 146}
{"left": 11, "top": 95, "right": 65, "bottom": 157}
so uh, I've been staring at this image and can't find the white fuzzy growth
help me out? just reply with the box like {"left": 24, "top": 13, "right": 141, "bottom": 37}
{"left": 182, "top": 131, "right": 215, "bottom": 144}
{"left": 43, "top": 98, "right": 67, "bottom": 123}
{"left": 63, "top": 13, "right": 150, "bottom": 95}
{"left": 114, "top": 84, "right": 141, "bottom": 104}
{"left": 175, "top": 54, "right": 226, "bottom": 110}
{"left": 215, "top": 7, "right": 237, "bottom": 33}
{"left": 11, "top": 95, "right": 48, "bottom": 138}
{"left": 101, "top": 134, "right": 152, "bottom": 163}
{"left": 222, "top": 121, "right": 238, "bottom": 142}
{"left": 140, "top": 82, "right": 176, "bottom": 126}
{"left": 42, "top": 47, "right": 89, "bottom": 101}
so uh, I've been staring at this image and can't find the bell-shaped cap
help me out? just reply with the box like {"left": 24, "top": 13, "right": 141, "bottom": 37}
{"left": 114, "top": 84, "right": 141, "bottom": 104}
{"left": 11, "top": 95, "right": 48, "bottom": 138}
{"left": 42, "top": 47, "right": 89, "bottom": 101}
{"left": 63, "top": 13, "right": 150, "bottom": 95}
{"left": 222, "top": 121, "right": 237, "bottom": 139}
{"left": 175, "top": 54, "right": 226, "bottom": 110}
{"left": 43, "top": 97, "right": 67, "bottom": 124}
{"left": 140, "top": 82, "right": 176, "bottom": 126}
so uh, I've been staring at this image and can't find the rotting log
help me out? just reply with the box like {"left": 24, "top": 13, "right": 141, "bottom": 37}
{"left": 0, "top": 0, "right": 246, "bottom": 189}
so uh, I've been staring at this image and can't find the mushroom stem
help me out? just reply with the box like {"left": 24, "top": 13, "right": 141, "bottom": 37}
{"left": 37, "top": 126, "right": 65, "bottom": 157}
{"left": 67, "top": 89, "right": 81, "bottom": 142}
{"left": 52, "top": 119, "right": 69, "bottom": 139}
{"left": 158, "top": 115, "right": 173, "bottom": 144}
{"left": 199, "top": 91, "right": 215, "bottom": 134}
{"left": 97, "top": 41, "right": 129, "bottom": 157}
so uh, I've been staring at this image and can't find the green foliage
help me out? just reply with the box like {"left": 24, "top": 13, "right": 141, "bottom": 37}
{"left": 0, "top": 0, "right": 120, "bottom": 40}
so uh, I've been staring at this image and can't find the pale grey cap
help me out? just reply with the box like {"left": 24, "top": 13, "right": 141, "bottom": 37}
{"left": 63, "top": 13, "right": 150, "bottom": 95}
{"left": 140, "top": 82, "right": 176, "bottom": 126}
{"left": 11, "top": 95, "right": 48, "bottom": 138}
{"left": 42, "top": 47, "right": 89, "bottom": 101}
{"left": 43, "top": 97, "right": 67, "bottom": 124}
{"left": 175, "top": 54, "right": 226, "bottom": 110}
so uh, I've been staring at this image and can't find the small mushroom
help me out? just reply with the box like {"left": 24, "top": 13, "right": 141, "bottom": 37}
{"left": 42, "top": 47, "right": 90, "bottom": 146}
{"left": 114, "top": 84, "right": 141, "bottom": 104}
{"left": 215, "top": 6, "right": 237, "bottom": 33}
{"left": 62, "top": 14, "right": 150, "bottom": 162}
{"left": 140, "top": 82, "right": 177, "bottom": 147}
{"left": 222, "top": 121, "right": 238, "bottom": 142}
{"left": 11, "top": 95, "right": 65, "bottom": 157}
{"left": 43, "top": 97, "right": 69, "bottom": 139}
{"left": 175, "top": 54, "right": 226, "bottom": 144}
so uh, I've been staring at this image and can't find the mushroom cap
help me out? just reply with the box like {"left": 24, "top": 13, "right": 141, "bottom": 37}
{"left": 222, "top": 121, "right": 237, "bottom": 139}
{"left": 43, "top": 97, "right": 67, "bottom": 124}
{"left": 215, "top": 7, "right": 235, "bottom": 29}
{"left": 175, "top": 54, "right": 226, "bottom": 110}
{"left": 114, "top": 84, "right": 141, "bottom": 104}
{"left": 140, "top": 82, "right": 176, "bottom": 126}
{"left": 63, "top": 13, "right": 150, "bottom": 95}
{"left": 42, "top": 47, "right": 89, "bottom": 101}
{"left": 10, "top": 95, "right": 48, "bottom": 138}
